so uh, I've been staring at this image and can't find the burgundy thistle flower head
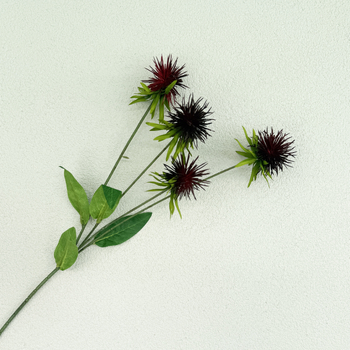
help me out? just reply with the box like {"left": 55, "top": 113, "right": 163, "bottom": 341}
{"left": 149, "top": 155, "right": 210, "bottom": 217}
{"left": 256, "top": 128, "right": 296, "bottom": 175}
{"left": 235, "top": 127, "right": 296, "bottom": 187}
{"left": 146, "top": 94, "right": 214, "bottom": 161}
{"left": 130, "top": 55, "right": 188, "bottom": 121}
{"left": 144, "top": 55, "right": 188, "bottom": 105}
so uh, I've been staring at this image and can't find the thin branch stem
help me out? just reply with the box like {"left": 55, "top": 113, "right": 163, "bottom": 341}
{"left": 204, "top": 165, "right": 236, "bottom": 181}
{"left": 121, "top": 142, "right": 171, "bottom": 198}
{"left": 0, "top": 267, "right": 60, "bottom": 337}
{"left": 104, "top": 103, "right": 152, "bottom": 186}
{"left": 78, "top": 222, "right": 100, "bottom": 249}
{"left": 76, "top": 224, "right": 87, "bottom": 245}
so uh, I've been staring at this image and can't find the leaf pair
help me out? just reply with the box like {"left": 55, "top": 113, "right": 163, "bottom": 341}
{"left": 55, "top": 168, "right": 124, "bottom": 271}
{"left": 61, "top": 167, "right": 122, "bottom": 224}
{"left": 54, "top": 212, "right": 152, "bottom": 270}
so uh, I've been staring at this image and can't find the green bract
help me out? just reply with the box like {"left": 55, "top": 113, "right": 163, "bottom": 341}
{"left": 147, "top": 121, "right": 191, "bottom": 161}
{"left": 235, "top": 127, "right": 271, "bottom": 187}
{"left": 149, "top": 172, "right": 182, "bottom": 218}
{"left": 130, "top": 81, "right": 175, "bottom": 122}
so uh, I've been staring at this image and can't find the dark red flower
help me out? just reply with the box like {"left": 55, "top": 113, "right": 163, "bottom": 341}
{"left": 235, "top": 127, "right": 296, "bottom": 187}
{"left": 143, "top": 55, "right": 188, "bottom": 105}
{"left": 163, "top": 155, "right": 209, "bottom": 200}
{"left": 168, "top": 94, "right": 214, "bottom": 147}
{"left": 147, "top": 94, "right": 214, "bottom": 160}
{"left": 150, "top": 155, "right": 210, "bottom": 217}
{"left": 257, "top": 128, "right": 296, "bottom": 176}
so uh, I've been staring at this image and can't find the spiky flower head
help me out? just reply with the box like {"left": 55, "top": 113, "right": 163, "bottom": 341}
{"left": 147, "top": 95, "right": 213, "bottom": 160}
{"left": 235, "top": 127, "right": 296, "bottom": 187}
{"left": 149, "top": 155, "right": 210, "bottom": 217}
{"left": 130, "top": 55, "right": 188, "bottom": 121}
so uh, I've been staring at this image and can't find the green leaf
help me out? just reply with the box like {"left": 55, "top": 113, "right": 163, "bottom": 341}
{"left": 150, "top": 93, "right": 160, "bottom": 116}
{"left": 174, "top": 198, "right": 182, "bottom": 219}
{"left": 234, "top": 158, "right": 256, "bottom": 168}
{"left": 236, "top": 151, "right": 256, "bottom": 159}
{"left": 242, "top": 126, "right": 252, "bottom": 146}
{"left": 166, "top": 133, "right": 179, "bottom": 160}
{"left": 129, "top": 97, "right": 149, "bottom": 105}
{"left": 169, "top": 197, "right": 175, "bottom": 216}
{"left": 95, "top": 212, "right": 152, "bottom": 247}
{"left": 234, "top": 139, "right": 250, "bottom": 153}
{"left": 164, "top": 80, "right": 177, "bottom": 94}
{"left": 164, "top": 98, "right": 170, "bottom": 111}
{"left": 89, "top": 185, "right": 122, "bottom": 223}
{"left": 159, "top": 96, "right": 165, "bottom": 123}
{"left": 140, "top": 82, "right": 151, "bottom": 92}
{"left": 61, "top": 167, "right": 90, "bottom": 225}
{"left": 247, "top": 162, "right": 261, "bottom": 187}
{"left": 54, "top": 227, "right": 78, "bottom": 271}
{"left": 146, "top": 122, "right": 167, "bottom": 130}
{"left": 154, "top": 134, "right": 171, "bottom": 142}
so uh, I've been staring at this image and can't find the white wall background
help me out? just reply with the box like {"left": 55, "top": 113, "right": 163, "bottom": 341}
{"left": 1, "top": 1, "right": 350, "bottom": 349}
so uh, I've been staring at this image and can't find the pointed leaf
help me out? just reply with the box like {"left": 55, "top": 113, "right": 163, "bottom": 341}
{"left": 90, "top": 185, "right": 122, "bottom": 223}
{"left": 242, "top": 126, "right": 252, "bottom": 146}
{"left": 166, "top": 134, "right": 179, "bottom": 160}
{"left": 234, "top": 139, "right": 250, "bottom": 153}
{"left": 54, "top": 227, "right": 78, "bottom": 271}
{"left": 164, "top": 98, "right": 170, "bottom": 111}
{"left": 174, "top": 198, "right": 182, "bottom": 219}
{"left": 236, "top": 151, "right": 256, "bottom": 159}
{"left": 61, "top": 167, "right": 90, "bottom": 225}
{"left": 164, "top": 80, "right": 177, "bottom": 94}
{"left": 150, "top": 93, "right": 160, "bottom": 114}
{"left": 140, "top": 82, "right": 151, "bottom": 92}
{"left": 95, "top": 212, "right": 152, "bottom": 247}
{"left": 146, "top": 122, "right": 167, "bottom": 130}
{"left": 234, "top": 158, "right": 256, "bottom": 168}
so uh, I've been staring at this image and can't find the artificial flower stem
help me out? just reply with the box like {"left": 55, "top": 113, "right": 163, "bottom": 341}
{"left": 76, "top": 224, "right": 87, "bottom": 245}
{"left": 78, "top": 222, "right": 100, "bottom": 249}
{"left": 104, "top": 102, "right": 152, "bottom": 186}
{"left": 204, "top": 165, "right": 236, "bottom": 181}
{"left": 78, "top": 193, "right": 170, "bottom": 253}
{"left": 121, "top": 141, "right": 171, "bottom": 198}
{"left": 0, "top": 267, "right": 60, "bottom": 337}
{"left": 119, "top": 191, "right": 166, "bottom": 218}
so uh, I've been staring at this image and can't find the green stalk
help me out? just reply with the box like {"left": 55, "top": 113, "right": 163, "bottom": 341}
{"left": 78, "top": 222, "right": 100, "bottom": 249}
{"left": 104, "top": 102, "right": 152, "bottom": 186}
{"left": 76, "top": 224, "right": 87, "bottom": 245}
{"left": 204, "top": 165, "right": 236, "bottom": 181}
{"left": 0, "top": 267, "right": 60, "bottom": 337}
{"left": 121, "top": 141, "right": 171, "bottom": 198}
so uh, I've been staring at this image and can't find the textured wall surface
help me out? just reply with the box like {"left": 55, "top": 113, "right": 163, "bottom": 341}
{"left": 1, "top": 1, "right": 350, "bottom": 349}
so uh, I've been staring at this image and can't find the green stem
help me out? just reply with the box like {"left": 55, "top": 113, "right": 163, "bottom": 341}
{"left": 78, "top": 222, "right": 99, "bottom": 249}
{"left": 204, "top": 165, "right": 236, "bottom": 181}
{"left": 76, "top": 224, "right": 87, "bottom": 245}
{"left": 0, "top": 267, "right": 60, "bottom": 337}
{"left": 79, "top": 193, "right": 169, "bottom": 253}
{"left": 122, "top": 142, "right": 171, "bottom": 198}
{"left": 104, "top": 103, "right": 152, "bottom": 186}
